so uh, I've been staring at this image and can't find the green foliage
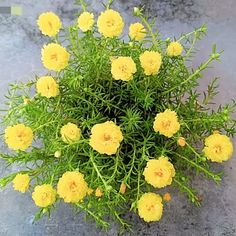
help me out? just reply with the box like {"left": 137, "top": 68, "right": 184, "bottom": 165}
{"left": 0, "top": 2, "right": 235, "bottom": 231}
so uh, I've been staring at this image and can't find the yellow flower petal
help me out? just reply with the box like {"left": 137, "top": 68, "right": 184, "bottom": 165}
{"left": 77, "top": 12, "right": 94, "bottom": 32}
{"left": 203, "top": 133, "right": 233, "bottom": 162}
{"left": 97, "top": 9, "right": 124, "bottom": 38}
{"left": 143, "top": 156, "right": 175, "bottom": 188}
{"left": 4, "top": 124, "right": 33, "bottom": 151}
{"left": 153, "top": 109, "right": 180, "bottom": 138}
{"left": 139, "top": 51, "right": 162, "bottom": 75}
{"left": 32, "top": 184, "right": 56, "bottom": 208}
{"left": 138, "top": 192, "right": 163, "bottom": 222}
{"left": 111, "top": 56, "right": 137, "bottom": 81}
{"left": 89, "top": 121, "right": 123, "bottom": 155}
{"left": 41, "top": 43, "right": 70, "bottom": 72}
{"left": 57, "top": 171, "right": 88, "bottom": 203}
{"left": 37, "top": 12, "right": 62, "bottom": 37}
{"left": 166, "top": 42, "right": 183, "bottom": 57}
{"left": 12, "top": 174, "right": 30, "bottom": 193}
{"left": 36, "top": 76, "right": 59, "bottom": 98}
{"left": 129, "top": 22, "right": 146, "bottom": 41}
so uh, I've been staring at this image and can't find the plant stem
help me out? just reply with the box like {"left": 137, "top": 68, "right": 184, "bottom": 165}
{"left": 139, "top": 15, "right": 158, "bottom": 49}
{"left": 90, "top": 153, "right": 109, "bottom": 191}
{"left": 173, "top": 178, "right": 200, "bottom": 206}
{"left": 173, "top": 151, "right": 221, "bottom": 182}
{"left": 162, "top": 56, "right": 215, "bottom": 95}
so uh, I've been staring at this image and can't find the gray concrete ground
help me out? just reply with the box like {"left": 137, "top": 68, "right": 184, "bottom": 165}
{"left": 0, "top": 0, "right": 236, "bottom": 235}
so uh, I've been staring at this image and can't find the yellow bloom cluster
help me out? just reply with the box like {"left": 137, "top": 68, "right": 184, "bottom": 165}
{"left": 4, "top": 124, "right": 33, "bottom": 151}
{"left": 138, "top": 192, "right": 163, "bottom": 222}
{"left": 12, "top": 174, "right": 30, "bottom": 193}
{"left": 111, "top": 56, "right": 137, "bottom": 81}
{"left": 37, "top": 12, "right": 62, "bottom": 37}
{"left": 97, "top": 9, "right": 124, "bottom": 38}
{"left": 89, "top": 121, "right": 123, "bottom": 155}
{"left": 77, "top": 12, "right": 94, "bottom": 32}
{"left": 36, "top": 76, "right": 59, "bottom": 98}
{"left": 139, "top": 51, "right": 162, "bottom": 75}
{"left": 166, "top": 41, "right": 183, "bottom": 57}
{"left": 203, "top": 133, "right": 233, "bottom": 162}
{"left": 129, "top": 22, "right": 146, "bottom": 41}
{"left": 32, "top": 184, "right": 56, "bottom": 208}
{"left": 153, "top": 109, "right": 180, "bottom": 138}
{"left": 41, "top": 43, "right": 70, "bottom": 71}
{"left": 143, "top": 156, "right": 175, "bottom": 188}
{"left": 60, "top": 122, "right": 81, "bottom": 143}
{"left": 57, "top": 171, "right": 88, "bottom": 203}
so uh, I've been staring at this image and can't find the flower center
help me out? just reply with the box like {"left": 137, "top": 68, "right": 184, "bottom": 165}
{"left": 103, "top": 133, "right": 111, "bottom": 141}
{"left": 50, "top": 53, "right": 58, "bottom": 61}
{"left": 106, "top": 19, "right": 115, "bottom": 27}
{"left": 214, "top": 144, "right": 222, "bottom": 154}
{"left": 41, "top": 192, "right": 48, "bottom": 200}
{"left": 155, "top": 171, "right": 163, "bottom": 177}
{"left": 147, "top": 204, "right": 154, "bottom": 211}
{"left": 148, "top": 59, "right": 154, "bottom": 66}
{"left": 48, "top": 21, "right": 53, "bottom": 29}
{"left": 161, "top": 120, "right": 171, "bottom": 129}
{"left": 69, "top": 181, "right": 78, "bottom": 192}
{"left": 119, "top": 65, "right": 127, "bottom": 73}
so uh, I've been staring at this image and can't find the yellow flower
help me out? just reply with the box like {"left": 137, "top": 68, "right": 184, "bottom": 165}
{"left": 203, "top": 133, "right": 233, "bottom": 162}
{"left": 60, "top": 122, "right": 81, "bottom": 143}
{"left": 36, "top": 76, "right": 59, "bottom": 98}
{"left": 177, "top": 137, "right": 186, "bottom": 147}
{"left": 129, "top": 22, "right": 146, "bottom": 41}
{"left": 4, "top": 124, "right": 33, "bottom": 151}
{"left": 32, "top": 184, "right": 56, "bottom": 208}
{"left": 54, "top": 150, "right": 61, "bottom": 158}
{"left": 153, "top": 109, "right": 180, "bottom": 138}
{"left": 89, "top": 121, "right": 123, "bottom": 155}
{"left": 12, "top": 174, "right": 30, "bottom": 193}
{"left": 139, "top": 51, "right": 162, "bottom": 75}
{"left": 138, "top": 192, "right": 163, "bottom": 222}
{"left": 95, "top": 187, "right": 103, "bottom": 198}
{"left": 37, "top": 12, "right": 62, "bottom": 37}
{"left": 111, "top": 56, "right": 137, "bottom": 81}
{"left": 41, "top": 43, "right": 70, "bottom": 71}
{"left": 97, "top": 9, "right": 124, "bottom": 38}
{"left": 143, "top": 156, "right": 175, "bottom": 188}
{"left": 166, "top": 42, "right": 183, "bottom": 57}
{"left": 77, "top": 12, "right": 94, "bottom": 32}
{"left": 57, "top": 171, "right": 88, "bottom": 203}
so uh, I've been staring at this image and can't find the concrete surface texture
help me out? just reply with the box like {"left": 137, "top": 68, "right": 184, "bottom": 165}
{"left": 0, "top": 0, "right": 236, "bottom": 235}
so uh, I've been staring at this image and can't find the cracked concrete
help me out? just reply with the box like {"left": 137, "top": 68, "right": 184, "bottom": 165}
{"left": 0, "top": 0, "right": 236, "bottom": 235}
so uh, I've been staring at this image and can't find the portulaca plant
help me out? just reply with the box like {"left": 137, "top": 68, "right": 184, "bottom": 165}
{"left": 0, "top": 0, "right": 235, "bottom": 231}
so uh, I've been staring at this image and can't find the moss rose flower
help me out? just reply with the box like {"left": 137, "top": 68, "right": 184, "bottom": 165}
{"left": 4, "top": 124, "right": 33, "bottom": 151}
{"left": 143, "top": 156, "right": 175, "bottom": 188}
{"left": 89, "top": 121, "right": 123, "bottom": 155}
{"left": 138, "top": 192, "right": 163, "bottom": 222}
{"left": 97, "top": 9, "right": 124, "bottom": 38}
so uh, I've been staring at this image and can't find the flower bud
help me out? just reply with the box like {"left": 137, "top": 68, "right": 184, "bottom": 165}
{"left": 54, "top": 150, "right": 61, "bottom": 158}
{"left": 133, "top": 7, "right": 141, "bottom": 16}
{"left": 177, "top": 137, "right": 186, "bottom": 147}
{"left": 163, "top": 192, "right": 171, "bottom": 201}
{"left": 95, "top": 187, "right": 103, "bottom": 197}
{"left": 119, "top": 182, "right": 127, "bottom": 194}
